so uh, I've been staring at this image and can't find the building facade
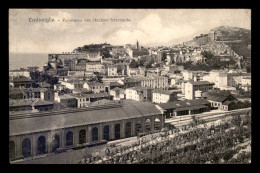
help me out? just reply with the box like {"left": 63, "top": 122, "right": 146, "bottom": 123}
{"left": 9, "top": 102, "right": 164, "bottom": 161}
{"left": 184, "top": 81, "right": 214, "bottom": 100}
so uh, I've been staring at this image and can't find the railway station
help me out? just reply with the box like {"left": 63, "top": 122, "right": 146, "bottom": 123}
{"left": 9, "top": 102, "right": 164, "bottom": 160}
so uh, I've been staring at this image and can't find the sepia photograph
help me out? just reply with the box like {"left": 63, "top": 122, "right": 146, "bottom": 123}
{"left": 9, "top": 9, "right": 251, "bottom": 164}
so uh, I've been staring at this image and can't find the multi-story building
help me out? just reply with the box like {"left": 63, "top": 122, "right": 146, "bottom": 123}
{"left": 227, "top": 73, "right": 251, "bottom": 87}
{"left": 184, "top": 81, "right": 214, "bottom": 100}
{"left": 107, "top": 64, "right": 118, "bottom": 76}
{"left": 139, "top": 76, "right": 169, "bottom": 89}
{"left": 203, "top": 70, "right": 228, "bottom": 89}
{"left": 9, "top": 76, "right": 33, "bottom": 88}
{"left": 64, "top": 59, "right": 76, "bottom": 71}
{"left": 241, "top": 76, "right": 251, "bottom": 91}
{"left": 182, "top": 70, "right": 193, "bottom": 81}
{"left": 152, "top": 89, "right": 178, "bottom": 104}
{"left": 9, "top": 69, "right": 31, "bottom": 79}
{"left": 86, "top": 62, "right": 105, "bottom": 74}
{"left": 14, "top": 88, "right": 55, "bottom": 101}
{"left": 54, "top": 93, "right": 77, "bottom": 108}
{"left": 74, "top": 93, "right": 112, "bottom": 108}
{"left": 87, "top": 82, "right": 108, "bottom": 94}
{"left": 125, "top": 86, "right": 153, "bottom": 102}
{"left": 110, "top": 87, "right": 125, "bottom": 100}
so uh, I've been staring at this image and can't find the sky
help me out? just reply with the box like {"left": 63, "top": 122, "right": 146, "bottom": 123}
{"left": 9, "top": 9, "right": 251, "bottom": 54}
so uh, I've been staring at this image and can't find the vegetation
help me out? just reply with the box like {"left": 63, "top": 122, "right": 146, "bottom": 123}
{"left": 176, "top": 51, "right": 237, "bottom": 71}
{"left": 78, "top": 110, "right": 251, "bottom": 164}
{"left": 30, "top": 71, "right": 59, "bottom": 85}
{"left": 74, "top": 43, "right": 113, "bottom": 58}
{"left": 129, "top": 56, "right": 155, "bottom": 69}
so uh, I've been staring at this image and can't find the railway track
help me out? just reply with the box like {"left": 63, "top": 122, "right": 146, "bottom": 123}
{"left": 166, "top": 108, "right": 251, "bottom": 129}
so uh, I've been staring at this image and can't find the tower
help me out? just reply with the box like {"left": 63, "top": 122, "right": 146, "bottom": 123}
{"left": 136, "top": 40, "right": 140, "bottom": 50}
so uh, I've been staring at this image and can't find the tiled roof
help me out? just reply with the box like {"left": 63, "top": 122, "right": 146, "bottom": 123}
{"left": 9, "top": 102, "right": 162, "bottom": 136}
{"left": 158, "top": 99, "right": 210, "bottom": 110}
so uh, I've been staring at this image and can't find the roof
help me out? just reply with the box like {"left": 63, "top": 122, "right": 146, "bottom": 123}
{"left": 10, "top": 76, "right": 33, "bottom": 82}
{"left": 222, "top": 101, "right": 235, "bottom": 106}
{"left": 174, "top": 105, "right": 207, "bottom": 112}
{"left": 39, "top": 82, "right": 51, "bottom": 88}
{"left": 9, "top": 98, "right": 54, "bottom": 107}
{"left": 9, "top": 88, "right": 23, "bottom": 95}
{"left": 9, "top": 102, "right": 162, "bottom": 136}
{"left": 109, "top": 82, "right": 124, "bottom": 87}
{"left": 152, "top": 89, "right": 177, "bottom": 95}
{"left": 74, "top": 93, "right": 110, "bottom": 98}
{"left": 87, "top": 82, "right": 105, "bottom": 87}
{"left": 59, "top": 94, "right": 77, "bottom": 100}
{"left": 31, "top": 99, "right": 54, "bottom": 107}
{"left": 158, "top": 99, "right": 210, "bottom": 110}
{"left": 188, "top": 81, "right": 214, "bottom": 85}
{"left": 54, "top": 84, "right": 65, "bottom": 86}
{"left": 203, "top": 91, "right": 235, "bottom": 102}
{"left": 227, "top": 73, "right": 251, "bottom": 77}
{"left": 23, "top": 87, "right": 48, "bottom": 93}
{"left": 72, "top": 88, "right": 92, "bottom": 93}
{"left": 222, "top": 100, "right": 242, "bottom": 106}
{"left": 110, "top": 87, "right": 125, "bottom": 92}
{"left": 126, "top": 86, "right": 153, "bottom": 91}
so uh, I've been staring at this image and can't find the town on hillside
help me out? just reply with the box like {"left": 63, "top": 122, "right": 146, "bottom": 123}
{"left": 9, "top": 9, "right": 251, "bottom": 164}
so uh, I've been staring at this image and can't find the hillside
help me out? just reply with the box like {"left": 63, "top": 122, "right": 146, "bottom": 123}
{"left": 184, "top": 26, "right": 251, "bottom": 58}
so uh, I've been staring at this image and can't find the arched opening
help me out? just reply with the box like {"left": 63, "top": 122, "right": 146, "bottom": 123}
{"left": 37, "top": 136, "right": 46, "bottom": 155}
{"left": 125, "top": 122, "right": 131, "bottom": 138}
{"left": 79, "top": 129, "right": 86, "bottom": 144}
{"left": 145, "top": 119, "right": 151, "bottom": 133}
{"left": 135, "top": 120, "right": 142, "bottom": 136}
{"left": 9, "top": 141, "right": 15, "bottom": 159}
{"left": 115, "top": 124, "right": 120, "bottom": 139}
{"left": 154, "top": 118, "right": 161, "bottom": 132}
{"left": 22, "top": 138, "right": 31, "bottom": 158}
{"left": 52, "top": 134, "right": 60, "bottom": 152}
{"left": 66, "top": 131, "right": 73, "bottom": 146}
{"left": 103, "top": 125, "right": 110, "bottom": 141}
{"left": 92, "top": 127, "right": 98, "bottom": 141}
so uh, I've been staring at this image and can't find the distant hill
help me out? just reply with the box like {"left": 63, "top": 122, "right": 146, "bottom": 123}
{"left": 184, "top": 26, "right": 251, "bottom": 58}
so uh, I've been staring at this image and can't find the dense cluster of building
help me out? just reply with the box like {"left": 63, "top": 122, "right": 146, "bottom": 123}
{"left": 9, "top": 40, "right": 251, "bottom": 161}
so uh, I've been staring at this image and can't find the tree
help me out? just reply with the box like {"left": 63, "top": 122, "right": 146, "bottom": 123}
{"left": 202, "top": 51, "right": 215, "bottom": 60}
